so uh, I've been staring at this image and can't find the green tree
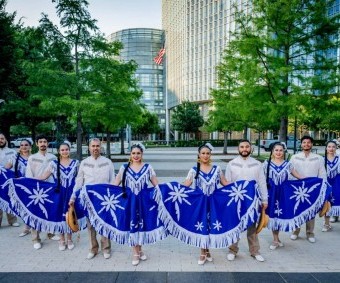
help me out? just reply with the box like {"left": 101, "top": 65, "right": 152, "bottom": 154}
{"left": 131, "top": 110, "right": 161, "bottom": 140}
{"left": 81, "top": 38, "right": 143, "bottom": 157}
{"left": 39, "top": 0, "right": 99, "bottom": 159}
{"left": 171, "top": 101, "right": 204, "bottom": 140}
{"left": 211, "top": 0, "right": 340, "bottom": 142}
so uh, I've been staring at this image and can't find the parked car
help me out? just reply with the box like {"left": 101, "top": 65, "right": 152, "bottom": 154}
{"left": 10, "top": 137, "right": 33, "bottom": 148}
{"left": 48, "top": 141, "right": 58, "bottom": 148}
{"left": 260, "top": 136, "right": 301, "bottom": 151}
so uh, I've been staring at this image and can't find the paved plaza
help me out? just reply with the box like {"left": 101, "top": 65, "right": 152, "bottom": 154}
{"left": 0, "top": 147, "right": 339, "bottom": 282}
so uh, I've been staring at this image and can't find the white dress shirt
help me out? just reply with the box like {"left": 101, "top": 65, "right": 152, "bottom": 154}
{"left": 0, "top": 147, "right": 16, "bottom": 167}
{"left": 225, "top": 156, "right": 268, "bottom": 203}
{"left": 290, "top": 151, "right": 326, "bottom": 180}
{"left": 25, "top": 151, "right": 57, "bottom": 182}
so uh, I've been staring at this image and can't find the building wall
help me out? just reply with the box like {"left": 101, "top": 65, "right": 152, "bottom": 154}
{"left": 108, "top": 28, "right": 166, "bottom": 137}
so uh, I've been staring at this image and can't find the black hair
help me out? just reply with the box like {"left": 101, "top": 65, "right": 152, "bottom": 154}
{"left": 14, "top": 153, "right": 20, "bottom": 178}
{"left": 131, "top": 144, "right": 144, "bottom": 152}
{"left": 324, "top": 140, "right": 337, "bottom": 173}
{"left": 121, "top": 161, "right": 130, "bottom": 198}
{"left": 238, "top": 139, "right": 251, "bottom": 146}
{"left": 300, "top": 135, "right": 313, "bottom": 143}
{"left": 36, "top": 134, "right": 48, "bottom": 143}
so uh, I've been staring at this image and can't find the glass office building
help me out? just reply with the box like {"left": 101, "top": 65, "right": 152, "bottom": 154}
{"left": 108, "top": 28, "right": 165, "bottom": 139}
{"left": 162, "top": 0, "right": 251, "bottom": 118}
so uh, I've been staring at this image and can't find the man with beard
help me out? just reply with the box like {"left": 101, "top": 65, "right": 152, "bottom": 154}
{"left": 69, "top": 138, "right": 115, "bottom": 260}
{"left": 225, "top": 139, "right": 268, "bottom": 262}
{"left": 0, "top": 133, "right": 19, "bottom": 227}
{"left": 290, "top": 136, "right": 326, "bottom": 243}
{"left": 26, "top": 135, "right": 57, "bottom": 249}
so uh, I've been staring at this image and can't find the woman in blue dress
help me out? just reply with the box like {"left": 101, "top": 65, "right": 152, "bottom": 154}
{"left": 183, "top": 143, "right": 228, "bottom": 265}
{"left": 114, "top": 143, "right": 167, "bottom": 266}
{"left": 6, "top": 139, "right": 32, "bottom": 236}
{"left": 322, "top": 140, "right": 340, "bottom": 231}
{"left": 39, "top": 142, "right": 79, "bottom": 251}
{"left": 263, "top": 142, "right": 302, "bottom": 250}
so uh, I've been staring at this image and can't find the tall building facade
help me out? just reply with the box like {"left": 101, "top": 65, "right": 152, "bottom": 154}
{"left": 162, "top": 0, "right": 251, "bottom": 119}
{"left": 108, "top": 28, "right": 165, "bottom": 139}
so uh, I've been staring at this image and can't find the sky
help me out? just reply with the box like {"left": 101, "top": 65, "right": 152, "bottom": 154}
{"left": 6, "top": 0, "right": 162, "bottom": 36}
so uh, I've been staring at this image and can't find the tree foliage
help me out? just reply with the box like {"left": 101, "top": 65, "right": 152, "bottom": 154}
{"left": 210, "top": 0, "right": 340, "bottom": 142}
{"left": 171, "top": 101, "right": 204, "bottom": 138}
{"left": 131, "top": 110, "right": 161, "bottom": 140}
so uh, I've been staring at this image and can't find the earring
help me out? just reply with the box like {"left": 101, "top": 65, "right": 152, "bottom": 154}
{"left": 208, "top": 158, "right": 212, "bottom": 164}
{"left": 197, "top": 158, "right": 201, "bottom": 163}
{"left": 129, "top": 157, "right": 132, "bottom": 163}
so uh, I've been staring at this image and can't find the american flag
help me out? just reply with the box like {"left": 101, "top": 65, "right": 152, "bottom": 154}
{"left": 154, "top": 47, "right": 165, "bottom": 65}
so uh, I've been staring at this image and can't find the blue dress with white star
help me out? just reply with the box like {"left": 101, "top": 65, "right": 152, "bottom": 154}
{"left": 155, "top": 165, "right": 260, "bottom": 248}
{"left": 8, "top": 154, "right": 28, "bottom": 177}
{"left": 48, "top": 159, "right": 86, "bottom": 232}
{"left": 117, "top": 163, "right": 168, "bottom": 246}
{"left": 263, "top": 160, "right": 330, "bottom": 232}
{"left": 326, "top": 156, "right": 340, "bottom": 216}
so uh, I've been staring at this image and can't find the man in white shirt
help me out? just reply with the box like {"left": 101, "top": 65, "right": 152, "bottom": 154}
{"left": 0, "top": 133, "right": 19, "bottom": 227}
{"left": 25, "top": 135, "right": 57, "bottom": 249}
{"left": 290, "top": 136, "right": 327, "bottom": 243}
{"left": 225, "top": 139, "right": 268, "bottom": 262}
{"left": 69, "top": 138, "right": 115, "bottom": 260}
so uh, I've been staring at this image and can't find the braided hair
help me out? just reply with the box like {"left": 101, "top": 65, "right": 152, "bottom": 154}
{"left": 266, "top": 142, "right": 285, "bottom": 189}
{"left": 121, "top": 143, "right": 145, "bottom": 198}
{"left": 15, "top": 139, "right": 32, "bottom": 178}
{"left": 195, "top": 143, "right": 213, "bottom": 179}
{"left": 55, "top": 142, "right": 71, "bottom": 193}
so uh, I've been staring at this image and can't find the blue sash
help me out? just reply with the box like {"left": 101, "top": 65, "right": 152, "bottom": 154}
{"left": 7, "top": 177, "right": 86, "bottom": 233}
{"left": 266, "top": 177, "right": 331, "bottom": 231}
{"left": 155, "top": 180, "right": 260, "bottom": 249}
{"left": 80, "top": 184, "right": 168, "bottom": 246}
{"left": 0, "top": 167, "right": 15, "bottom": 214}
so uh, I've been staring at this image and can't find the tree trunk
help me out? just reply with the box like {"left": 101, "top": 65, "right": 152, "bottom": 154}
{"left": 223, "top": 131, "right": 228, "bottom": 154}
{"left": 106, "top": 130, "right": 111, "bottom": 159}
{"left": 279, "top": 116, "right": 288, "bottom": 143}
{"left": 120, "top": 128, "right": 125, "bottom": 155}
{"left": 243, "top": 126, "right": 248, "bottom": 139}
{"left": 76, "top": 113, "right": 82, "bottom": 161}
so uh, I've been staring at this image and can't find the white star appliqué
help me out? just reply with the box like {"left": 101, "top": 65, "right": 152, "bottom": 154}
{"left": 195, "top": 221, "right": 204, "bottom": 231}
{"left": 212, "top": 220, "right": 222, "bottom": 231}
{"left": 88, "top": 187, "right": 125, "bottom": 226}
{"left": 290, "top": 181, "right": 320, "bottom": 213}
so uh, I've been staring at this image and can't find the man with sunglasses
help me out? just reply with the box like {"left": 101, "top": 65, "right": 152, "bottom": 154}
{"left": 0, "top": 133, "right": 20, "bottom": 228}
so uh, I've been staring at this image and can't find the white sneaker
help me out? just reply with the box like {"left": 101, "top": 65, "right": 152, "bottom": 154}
{"left": 58, "top": 241, "right": 66, "bottom": 251}
{"left": 19, "top": 230, "right": 30, "bottom": 237}
{"left": 308, "top": 237, "right": 316, "bottom": 243}
{"left": 139, "top": 251, "right": 147, "bottom": 261}
{"left": 103, "top": 253, "right": 111, "bottom": 259}
{"left": 67, "top": 240, "right": 75, "bottom": 250}
{"left": 269, "top": 241, "right": 284, "bottom": 250}
{"left": 87, "top": 252, "right": 96, "bottom": 259}
{"left": 11, "top": 222, "right": 20, "bottom": 227}
{"left": 33, "top": 243, "right": 42, "bottom": 250}
{"left": 227, "top": 253, "right": 235, "bottom": 261}
{"left": 252, "top": 254, "right": 265, "bottom": 262}
{"left": 322, "top": 224, "right": 332, "bottom": 232}
{"left": 50, "top": 235, "right": 61, "bottom": 241}
{"left": 290, "top": 234, "right": 298, "bottom": 240}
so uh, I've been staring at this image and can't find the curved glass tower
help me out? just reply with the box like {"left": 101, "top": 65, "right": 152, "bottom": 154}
{"left": 108, "top": 28, "right": 165, "bottom": 139}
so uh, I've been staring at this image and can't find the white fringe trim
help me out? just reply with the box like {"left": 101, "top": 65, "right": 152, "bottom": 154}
{"left": 327, "top": 206, "right": 340, "bottom": 217}
{"left": 80, "top": 188, "right": 168, "bottom": 246}
{"left": 154, "top": 185, "right": 259, "bottom": 249}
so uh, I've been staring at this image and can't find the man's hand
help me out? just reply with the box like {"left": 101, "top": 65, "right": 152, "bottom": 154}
{"left": 262, "top": 203, "right": 268, "bottom": 210}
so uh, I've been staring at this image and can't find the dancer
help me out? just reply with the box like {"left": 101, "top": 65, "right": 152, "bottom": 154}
{"left": 0, "top": 133, "right": 19, "bottom": 228}
{"left": 182, "top": 143, "right": 228, "bottom": 265}
{"left": 263, "top": 142, "right": 302, "bottom": 250}
{"left": 225, "top": 139, "right": 268, "bottom": 262}
{"left": 114, "top": 143, "right": 164, "bottom": 266}
{"left": 290, "top": 136, "right": 326, "bottom": 243}
{"left": 69, "top": 138, "right": 115, "bottom": 260}
{"left": 6, "top": 139, "right": 32, "bottom": 236}
{"left": 38, "top": 142, "right": 79, "bottom": 250}
{"left": 25, "top": 135, "right": 58, "bottom": 249}
{"left": 322, "top": 140, "right": 340, "bottom": 231}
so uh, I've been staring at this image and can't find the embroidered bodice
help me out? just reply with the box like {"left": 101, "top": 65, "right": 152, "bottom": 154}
{"left": 119, "top": 163, "right": 156, "bottom": 195}
{"left": 10, "top": 154, "right": 28, "bottom": 177}
{"left": 186, "top": 165, "right": 221, "bottom": 195}
{"left": 325, "top": 156, "right": 340, "bottom": 180}
{"left": 50, "top": 159, "right": 79, "bottom": 189}
{"left": 263, "top": 160, "right": 292, "bottom": 186}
